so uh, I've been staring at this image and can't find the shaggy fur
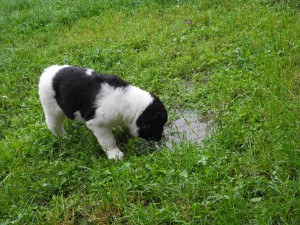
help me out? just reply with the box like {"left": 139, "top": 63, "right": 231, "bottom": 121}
{"left": 38, "top": 65, "right": 168, "bottom": 160}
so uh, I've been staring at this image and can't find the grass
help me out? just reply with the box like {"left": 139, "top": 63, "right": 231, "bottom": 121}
{"left": 1, "top": 0, "right": 300, "bottom": 224}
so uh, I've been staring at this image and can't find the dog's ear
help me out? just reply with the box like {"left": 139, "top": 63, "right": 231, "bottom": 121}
{"left": 137, "top": 111, "right": 167, "bottom": 128}
{"left": 150, "top": 111, "right": 168, "bottom": 125}
{"left": 136, "top": 113, "right": 151, "bottom": 128}
{"left": 155, "top": 112, "right": 167, "bottom": 122}
{"left": 137, "top": 95, "right": 168, "bottom": 129}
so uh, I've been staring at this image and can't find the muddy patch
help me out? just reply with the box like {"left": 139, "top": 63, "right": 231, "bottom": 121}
{"left": 165, "top": 110, "right": 210, "bottom": 147}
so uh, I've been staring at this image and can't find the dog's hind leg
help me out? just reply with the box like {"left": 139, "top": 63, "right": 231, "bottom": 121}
{"left": 39, "top": 65, "right": 67, "bottom": 137}
{"left": 40, "top": 97, "right": 67, "bottom": 137}
{"left": 45, "top": 109, "right": 66, "bottom": 137}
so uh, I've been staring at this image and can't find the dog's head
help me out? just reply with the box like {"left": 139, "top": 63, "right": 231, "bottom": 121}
{"left": 136, "top": 95, "right": 168, "bottom": 142}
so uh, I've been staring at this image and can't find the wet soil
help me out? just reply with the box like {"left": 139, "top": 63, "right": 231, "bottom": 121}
{"left": 165, "top": 110, "right": 209, "bottom": 147}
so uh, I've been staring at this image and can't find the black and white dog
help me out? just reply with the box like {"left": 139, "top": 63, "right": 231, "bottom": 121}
{"left": 38, "top": 65, "right": 168, "bottom": 160}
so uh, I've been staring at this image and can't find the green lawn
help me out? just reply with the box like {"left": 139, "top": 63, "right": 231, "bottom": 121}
{"left": 1, "top": 0, "right": 300, "bottom": 224}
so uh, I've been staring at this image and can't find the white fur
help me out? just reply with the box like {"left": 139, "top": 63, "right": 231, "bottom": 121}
{"left": 85, "top": 84, "right": 153, "bottom": 160}
{"left": 86, "top": 69, "right": 93, "bottom": 75}
{"left": 92, "top": 84, "right": 153, "bottom": 136}
{"left": 39, "top": 65, "right": 154, "bottom": 160}
{"left": 74, "top": 111, "right": 85, "bottom": 123}
{"left": 38, "top": 65, "right": 69, "bottom": 136}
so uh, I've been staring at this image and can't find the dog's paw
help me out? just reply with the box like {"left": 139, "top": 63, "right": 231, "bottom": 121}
{"left": 107, "top": 148, "right": 124, "bottom": 160}
{"left": 50, "top": 128, "right": 67, "bottom": 138}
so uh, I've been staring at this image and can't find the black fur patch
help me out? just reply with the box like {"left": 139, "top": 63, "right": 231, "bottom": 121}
{"left": 137, "top": 95, "right": 168, "bottom": 141}
{"left": 52, "top": 66, "right": 128, "bottom": 121}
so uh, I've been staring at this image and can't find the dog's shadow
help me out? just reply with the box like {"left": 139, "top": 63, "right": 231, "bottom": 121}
{"left": 113, "top": 127, "right": 160, "bottom": 157}
{"left": 51, "top": 123, "right": 161, "bottom": 159}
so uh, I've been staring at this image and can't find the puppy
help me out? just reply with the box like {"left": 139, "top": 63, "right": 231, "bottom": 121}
{"left": 38, "top": 65, "right": 168, "bottom": 160}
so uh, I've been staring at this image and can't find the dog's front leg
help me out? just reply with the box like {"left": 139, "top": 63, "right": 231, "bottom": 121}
{"left": 87, "top": 124, "right": 124, "bottom": 160}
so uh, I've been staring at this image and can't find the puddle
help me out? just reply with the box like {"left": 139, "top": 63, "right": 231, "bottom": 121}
{"left": 165, "top": 110, "right": 209, "bottom": 148}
